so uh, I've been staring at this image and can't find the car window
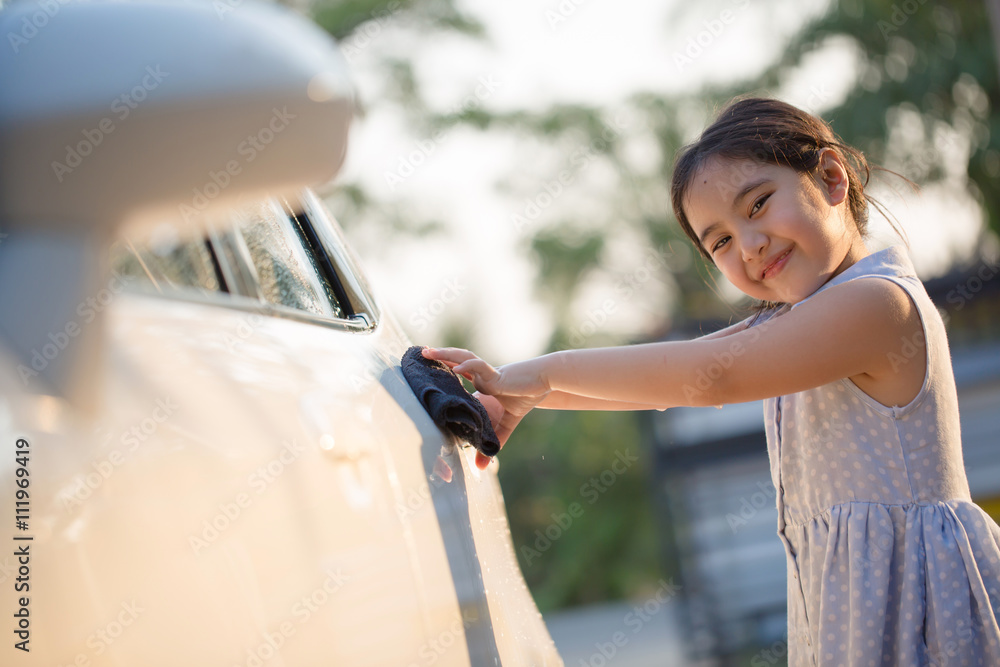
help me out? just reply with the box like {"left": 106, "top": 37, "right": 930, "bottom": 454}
{"left": 295, "top": 190, "right": 380, "bottom": 326}
{"left": 111, "top": 230, "right": 223, "bottom": 298}
{"left": 110, "top": 196, "right": 359, "bottom": 326}
{"left": 234, "top": 200, "right": 345, "bottom": 319}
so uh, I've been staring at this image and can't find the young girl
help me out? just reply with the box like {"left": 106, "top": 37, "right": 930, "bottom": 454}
{"left": 422, "top": 97, "right": 1000, "bottom": 665}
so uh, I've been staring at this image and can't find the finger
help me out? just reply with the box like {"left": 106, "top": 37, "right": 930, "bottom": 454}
{"left": 422, "top": 347, "right": 479, "bottom": 365}
{"left": 453, "top": 360, "right": 500, "bottom": 393}
{"left": 495, "top": 426, "right": 512, "bottom": 448}
{"left": 453, "top": 358, "right": 495, "bottom": 376}
{"left": 494, "top": 413, "right": 522, "bottom": 448}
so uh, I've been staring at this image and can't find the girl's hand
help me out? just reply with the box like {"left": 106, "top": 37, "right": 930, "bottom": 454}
{"left": 471, "top": 392, "right": 505, "bottom": 470}
{"left": 422, "top": 347, "right": 550, "bottom": 468}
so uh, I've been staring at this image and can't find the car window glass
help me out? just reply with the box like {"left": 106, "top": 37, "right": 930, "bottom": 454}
{"left": 298, "top": 190, "right": 379, "bottom": 323}
{"left": 111, "top": 228, "right": 222, "bottom": 297}
{"left": 235, "top": 200, "right": 344, "bottom": 319}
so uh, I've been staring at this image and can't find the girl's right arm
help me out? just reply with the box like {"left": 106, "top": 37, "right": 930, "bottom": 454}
{"left": 536, "top": 391, "right": 665, "bottom": 411}
{"left": 697, "top": 315, "right": 752, "bottom": 340}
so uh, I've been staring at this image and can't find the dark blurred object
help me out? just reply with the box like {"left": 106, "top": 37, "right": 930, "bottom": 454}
{"left": 401, "top": 345, "right": 500, "bottom": 456}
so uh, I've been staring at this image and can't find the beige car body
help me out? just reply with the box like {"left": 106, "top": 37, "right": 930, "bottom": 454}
{"left": 0, "top": 1, "right": 561, "bottom": 665}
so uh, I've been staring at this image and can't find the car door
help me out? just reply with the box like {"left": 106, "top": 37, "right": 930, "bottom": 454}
{"left": 0, "top": 190, "right": 561, "bottom": 666}
{"left": 0, "top": 194, "right": 465, "bottom": 666}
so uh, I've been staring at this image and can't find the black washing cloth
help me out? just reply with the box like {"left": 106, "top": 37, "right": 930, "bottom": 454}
{"left": 400, "top": 345, "right": 500, "bottom": 457}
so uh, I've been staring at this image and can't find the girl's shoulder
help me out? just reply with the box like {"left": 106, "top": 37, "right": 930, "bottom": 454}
{"left": 713, "top": 272, "right": 926, "bottom": 405}
{"left": 793, "top": 245, "right": 922, "bottom": 310}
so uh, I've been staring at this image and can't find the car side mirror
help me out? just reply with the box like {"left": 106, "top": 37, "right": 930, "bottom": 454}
{"left": 0, "top": 0, "right": 355, "bottom": 409}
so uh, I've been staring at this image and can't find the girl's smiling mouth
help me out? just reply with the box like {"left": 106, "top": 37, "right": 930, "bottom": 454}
{"left": 760, "top": 247, "right": 792, "bottom": 281}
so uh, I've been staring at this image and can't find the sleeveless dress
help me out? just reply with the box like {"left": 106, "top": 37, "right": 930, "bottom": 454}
{"left": 758, "top": 246, "right": 1000, "bottom": 666}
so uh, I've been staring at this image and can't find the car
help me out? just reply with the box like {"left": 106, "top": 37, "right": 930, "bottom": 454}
{"left": 0, "top": 1, "right": 562, "bottom": 665}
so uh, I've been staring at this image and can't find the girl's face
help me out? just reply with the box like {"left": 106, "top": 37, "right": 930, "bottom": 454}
{"left": 683, "top": 151, "right": 868, "bottom": 304}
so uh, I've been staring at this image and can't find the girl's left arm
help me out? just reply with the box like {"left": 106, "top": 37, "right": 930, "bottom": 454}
{"left": 540, "top": 278, "right": 919, "bottom": 408}
{"left": 432, "top": 277, "right": 921, "bottom": 410}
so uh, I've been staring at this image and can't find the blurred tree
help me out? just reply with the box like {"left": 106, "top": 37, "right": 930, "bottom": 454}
{"left": 306, "top": 0, "right": 484, "bottom": 238}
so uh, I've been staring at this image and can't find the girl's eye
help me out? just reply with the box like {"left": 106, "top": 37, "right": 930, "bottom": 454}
{"left": 750, "top": 193, "right": 771, "bottom": 217}
{"left": 711, "top": 236, "right": 730, "bottom": 253}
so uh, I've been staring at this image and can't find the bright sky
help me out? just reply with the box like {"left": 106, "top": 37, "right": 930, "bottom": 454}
{"left": 331, "top": 0, "right": 985, "bottom": 361}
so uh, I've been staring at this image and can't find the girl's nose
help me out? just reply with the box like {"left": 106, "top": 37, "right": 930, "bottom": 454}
{"left": 739, "top": 229, "right": 768, "bottom": 262}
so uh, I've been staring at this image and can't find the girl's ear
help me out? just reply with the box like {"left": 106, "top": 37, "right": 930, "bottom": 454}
{"left": 815, "top": 147, "right": 849, "bottom": 206}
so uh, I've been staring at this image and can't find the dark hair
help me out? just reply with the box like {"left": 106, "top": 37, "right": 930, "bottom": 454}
{"left": 670, "top": 96, "right": 906, "bottom": 262}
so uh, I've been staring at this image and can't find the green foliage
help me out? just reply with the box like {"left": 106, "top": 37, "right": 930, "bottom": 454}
{"left": 311, "top": 0, "right": 484, "bottom": 237}
{"left": 311, "top": 0, "right": 482, "bottom": 41}
{"left": 496, "top": 407, "right": 663, "bottom": 612}
{"left": 529, "top": 228, "right": 605, "bottom": 307}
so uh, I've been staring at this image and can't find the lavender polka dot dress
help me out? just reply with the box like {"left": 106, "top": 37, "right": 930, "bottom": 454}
{"left": 758, "top": 246, "right": 1000, "bottom": 666}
